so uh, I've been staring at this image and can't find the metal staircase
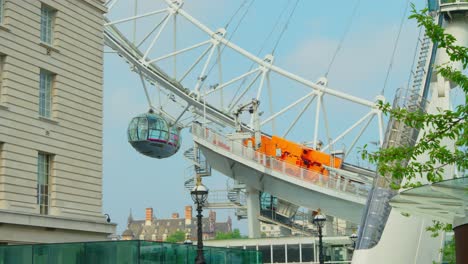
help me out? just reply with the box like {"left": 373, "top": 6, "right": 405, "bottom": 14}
{"left": 183, "top": 145, "right": 212, "bottom": 192}
{"left": 411, "top": 34, "right": 433, "bottom": 96}
{"left": 385, "top": 30, "right": 434, "bottom": 150}
{"left": 183, "top": 168, "right": 196, "bottom": 192}
{"left": 227, "top": 181, "right": 245, "bottom": 205}
{"left": 235, "top": 207, "right": 247, "bottom": 220}
{"left": 357, "top": 29, "right": 434, "bottom": 250}
{"left": 183, "top": 147, "right": 212, "bottom": 177}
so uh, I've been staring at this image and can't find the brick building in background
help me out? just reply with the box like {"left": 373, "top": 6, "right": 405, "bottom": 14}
{"left": 122, "top": 207, "right": 232, "bottom": 241}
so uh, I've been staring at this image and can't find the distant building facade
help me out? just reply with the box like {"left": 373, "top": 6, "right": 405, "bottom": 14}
{"left": 0, "top": 0, "right": 115, "bottom": 243}
{"left": 122, "top": 207, "right": 232, "bottom": 241}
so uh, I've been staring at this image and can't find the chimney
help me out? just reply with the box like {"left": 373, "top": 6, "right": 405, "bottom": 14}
{"left": 209, "top": 210, "right": 216, "bottom": 222}
{"left": 172, "top": 213, "right": 180, "bottom": 219}
{"left": 145, "top": 208, "right": 153, "bottom": 226}
{"left": 209, "top": 210, "right": 215, "bottom": 233}
{"left": 185, "top": 205, "right": 192, "bottom": 225}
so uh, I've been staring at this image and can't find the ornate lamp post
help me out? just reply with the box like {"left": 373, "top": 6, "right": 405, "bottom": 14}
{"left": 313, "top": 209, "right": 326, "bottom": 264}
{"left": 350, "top": 233, "right": 358, "bottom": 249}
{"left": 191, "top": 182, "right": 209, "bottom": 264}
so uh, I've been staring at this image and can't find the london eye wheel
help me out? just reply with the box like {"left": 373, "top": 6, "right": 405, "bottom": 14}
{"left": 103, "top": 0, "right": 387, "bottom": 162}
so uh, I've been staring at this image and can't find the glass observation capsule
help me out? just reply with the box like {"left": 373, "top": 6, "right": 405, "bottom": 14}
{"left": 127, "top": 111, "right": 181, "bottom": 159}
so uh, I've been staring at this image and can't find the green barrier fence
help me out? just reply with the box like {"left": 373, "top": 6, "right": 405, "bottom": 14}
{"left": 0, "top": 240, "right": 262, "bottom": 264}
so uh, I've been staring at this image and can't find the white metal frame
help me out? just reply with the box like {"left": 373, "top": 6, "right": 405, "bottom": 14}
{"left": 104, "top": 0, "right": 385, "bottom": 158}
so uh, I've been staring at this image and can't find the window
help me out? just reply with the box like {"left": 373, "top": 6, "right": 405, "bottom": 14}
{"left": 40, "top": 4, "right": 55, "bottom": 44}
{"left": 37, "top": 153, "right": 51, "bottom": 215}
{"left": 0, "top": 0, "right": 4, "bottom": 25}
{"left": 39, "top": 69, "right": 53, "bottom": 118}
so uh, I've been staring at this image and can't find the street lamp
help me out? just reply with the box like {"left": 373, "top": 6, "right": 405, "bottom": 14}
{"left": 191, "top": 182, "right": 209, "bottom": 264}
{"left": 313, "top": 210, "right": 326, "bottom": 264}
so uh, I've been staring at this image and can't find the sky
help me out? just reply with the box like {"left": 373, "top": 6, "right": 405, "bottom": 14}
{"left": 102, "top": 0, "right": 427, "bottom": 235}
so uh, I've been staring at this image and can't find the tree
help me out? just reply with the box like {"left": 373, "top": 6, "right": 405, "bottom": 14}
{"left": 362, "top": 4, "right": 467, "bottom": 191}
{"left": 214, "top": 229, "right": 245, "bottom": 240}
{"left": 362, "top": 4, "right": 467, "bottom": 264}
{"left": 165, "top": 230, "right": 186, "bottom": 243}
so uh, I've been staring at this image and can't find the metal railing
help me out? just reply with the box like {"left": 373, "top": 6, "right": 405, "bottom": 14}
{"left": 440, "top": 0, "right": 468, "bottom": 4}
{"left": 206, "top": 189, "right": 246, "bottom": 205}
{"left": 192, "top": 123, "right": 370, "bottom": 198}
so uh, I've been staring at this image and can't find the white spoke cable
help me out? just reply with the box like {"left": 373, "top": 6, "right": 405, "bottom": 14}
{"left": 173, "top": 14, "right": 177, "bottom": 78}
{"left": 324, "top": 0, "right": 360, "bottom": 78}
{"left": 255, "top": 71, "right": 267, "bottom": 100}
{"left": 217, "top": 45, "right": 224, "bottom": 109}
{"left": 132, "top": 0, "right": 138, "bottom": 44}
{"left": 205, "top": 67, "right": 261, "bottom": 96}
{"left": 283, "top": 94, "right": 316, "bottom": 137}
{"left": 344, "top": 113, "right": 376, "bottom": 159}
{"left": 266, "top": 74, "right": 276, "bottom": 134}
{"left": 271, "top": 0, "right": 300, "bottom": 55}
{"left": 137, "top": 13, "right": 170, "bottom": 48}
{"left": 382, "top": 0, "right": 410, "bottom": 95}
{"left": 321, "top": 110, "right": 375, "bottom": 152}
{"left": 163, "top": 0, "right": 377, "bottom": 108}
{"left": 313, "top": 93, "right": 322, "bottom": 149}
{"left": 138, "top": 70, "right": 154, "bottom": 109}
{"left": 249, "top": 70, "right": 267, "bottom": 130}
{"left": 142, "top": 13, "right": 172, "bottom": 61}
{"left": 320, "top": 97, "right": 332, "bottom": 152}
{"left": 228, "top": 71, "right": 262, "bottom": 112}
{"left": 173, "top": 104, "right": 191, "bottom": 125}
{"left": 105, "top": 8, "right": 169, "bottom": 26}
{"left": 194, "top": 44, "right": 218, "bottom": 97}
{"left": 178, "top": 44, "right": 213, "bottom": 83}
{"left": 260, "top": 91, "right": 316, "bottom": 126}
{"left": 147, "top": 40, "right": 211, "bottom": 64}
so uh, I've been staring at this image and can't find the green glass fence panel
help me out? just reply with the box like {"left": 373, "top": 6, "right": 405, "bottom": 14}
{"left": 33, "top": 243, "right": 85, "bottom": 264}
{"left": 0, "top": 245, "right": 32, "bottom": 264}
{"left": 85, "top": 241, "right": 138, "bottom": 264}
{"left": 186, "top": 245, "right": 198, "bottom": 264}
{"left": 174, "top": 245, "right": 191, "bottom": 264}
{"left": 0, "top": 240, "right": 262, "bottom": 264}
{"left": 140, "top": 242, "right": 162, "bottom": 264}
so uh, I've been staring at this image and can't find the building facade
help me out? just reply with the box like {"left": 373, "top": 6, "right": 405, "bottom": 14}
{"left": 122, "top": 207, "right": 232, "bottom": 242}
{"left": 0, "top": 0, "right": 115, "bottom": 243}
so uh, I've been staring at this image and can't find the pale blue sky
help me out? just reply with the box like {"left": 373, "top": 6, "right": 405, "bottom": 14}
{"left": 102, "top": 0, "right": 426, "bottom": 235}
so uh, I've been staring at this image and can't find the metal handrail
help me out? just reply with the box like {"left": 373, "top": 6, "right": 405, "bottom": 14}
{"left": 192, "top": 123, "right": 370, "bottom": 198}
{"left": 440, "top": 0, "right": 468, "bottom": 4}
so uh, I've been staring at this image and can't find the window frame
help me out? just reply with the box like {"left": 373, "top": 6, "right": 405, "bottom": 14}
{"left": 39, "top": 69, "right": 54, "bottom": 118}
{"left": 40, "top": 3, "right": 56, "bottom": 45}
{"left": 37, "top": 152, "right": 52, "bottom": 215}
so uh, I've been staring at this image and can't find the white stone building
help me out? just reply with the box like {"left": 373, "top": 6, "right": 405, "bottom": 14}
{"left": 0, "top": 0, "right": 115, "bottom": 243}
